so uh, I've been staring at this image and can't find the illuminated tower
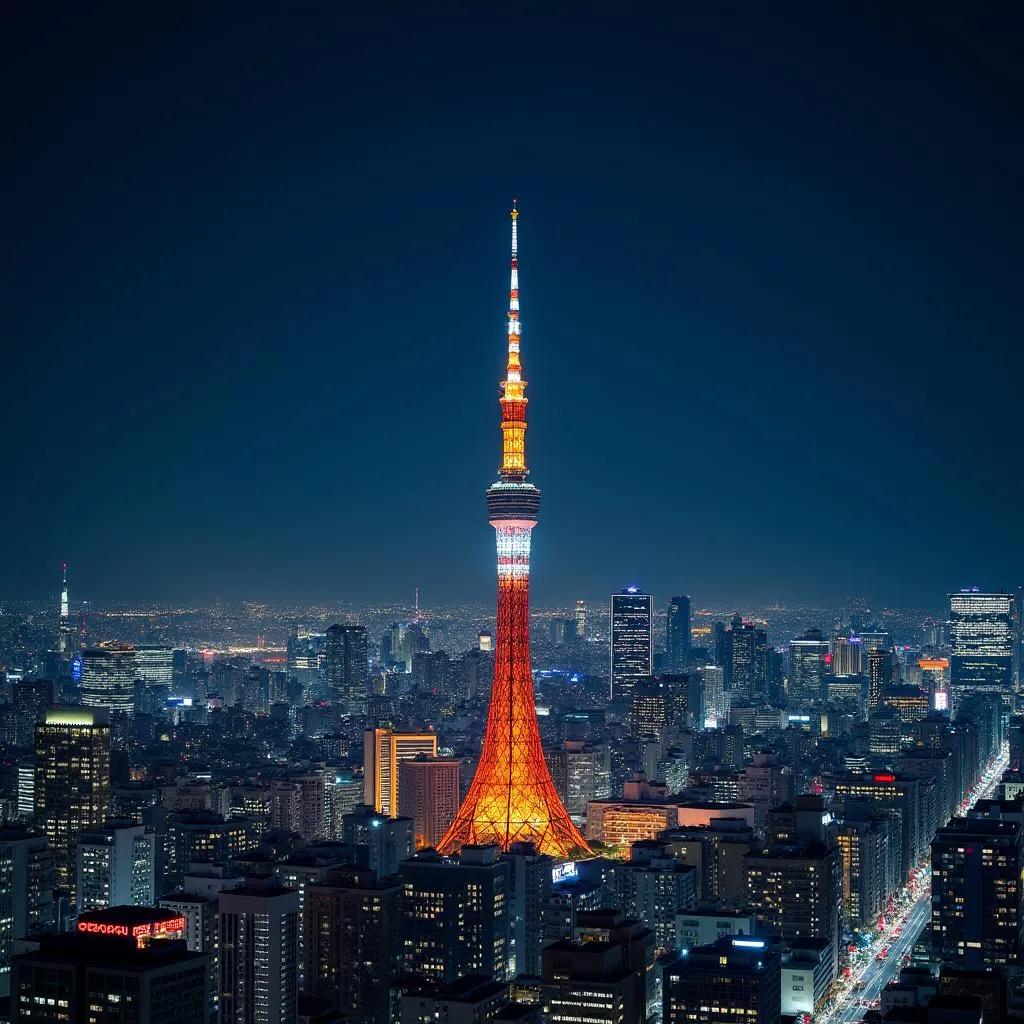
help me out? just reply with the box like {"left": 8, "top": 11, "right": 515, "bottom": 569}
{"left": 438, "top": 204, "right": 589, "bottom": 858}
{"left": 58, "top": 563, "right": 70, "bottom": 654}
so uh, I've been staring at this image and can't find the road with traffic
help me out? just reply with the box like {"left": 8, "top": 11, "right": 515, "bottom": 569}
{"left": 818, "top": 740, "right": 1009, "bottom": 1024}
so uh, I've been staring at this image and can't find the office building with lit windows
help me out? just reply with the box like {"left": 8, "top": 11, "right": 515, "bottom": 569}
{"left": 326, "top": 623, "right": 369, "bottom": 717}
{"left": 789, "top": 630, "right": 830, "bottom": 705}
{"left": 0, "top": 826, "right": 55, "bottom": 1000}
{"left": 80, "top": 642, "right": 138, "bottom": 714}
{"left": 834, "top": 773, "right": 922, "bottom": 878}
{"left": 725, "top": 616, "right": 768, "bottom": 704}
{"left": 610, "top": 587, "right": 653, "bottom": 702}
{"left": 363, "top": 728, "right": 438, "bottom": 817}
{"left": 76, "top": 820, "right": 154, "bottom": 913}
{"left": 931, "top": 817, "right": 1023, "bottom": 969}
{"left": 34, "top": 707, "right": 110, "bottom": 890}
{"left": 949, "top": 590, "right": 1015, "bottom": 709}
{"left": 219, "top": 878, "right": 300, "bottom": 1024}
{"left": 304, "top": 867, "right": 403, "bottom": 1024}
{"left": 399, "top": 844, "right": 510, "bottom": 985}
{"left": 663, "top": 935, "right": 781, "bottom": 1024}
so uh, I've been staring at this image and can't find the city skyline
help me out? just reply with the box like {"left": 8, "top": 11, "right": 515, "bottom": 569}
{"left": 5, "top": 8, "right": 1023, "bottom": 607}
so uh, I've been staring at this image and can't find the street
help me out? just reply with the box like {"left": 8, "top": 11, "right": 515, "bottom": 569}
{"left": 818, "top": 741, "right": 1009, "bottom": 1024}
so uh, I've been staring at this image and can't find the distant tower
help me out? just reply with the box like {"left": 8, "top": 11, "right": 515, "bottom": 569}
{"left": 438, "top": 204, "right": 588, "bottom": 858}
{"left": 58, "top": 563, "right": 70, "bottom": 654}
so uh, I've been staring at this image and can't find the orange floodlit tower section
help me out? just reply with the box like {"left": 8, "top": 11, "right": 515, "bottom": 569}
{"left": 438, "top": 204, "right": 590, "bottom": 858}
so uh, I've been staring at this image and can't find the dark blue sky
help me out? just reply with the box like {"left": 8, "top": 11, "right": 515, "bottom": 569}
{"left": 3, "top": 6, "right": 1022, "bottom": 609}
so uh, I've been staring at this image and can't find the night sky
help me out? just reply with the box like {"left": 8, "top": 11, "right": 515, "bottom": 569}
{"left": 3, "top": 7, "right": 1022, "bottom": 609}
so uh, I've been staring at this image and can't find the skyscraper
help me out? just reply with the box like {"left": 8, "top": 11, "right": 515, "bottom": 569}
{"left": 326, "top": 623, "right": 369, "bottom": 717}
{"left": 867, "top": 648, "right": 891, "bottom": 711}
{"left": 576, "top": 599, "right": 587, "bottom": 639}
{"left": 611, "top": 587, "right": 654, "bottom": 702}
{"left": 437, "top": 204, "right": 587, "bottom": 858}
{"left": 363, "top": 728, "right": 437, "bottom": 817}
{"left": 949, "top": 590, "right": 1014, "bottom": 709}
{"left": 789, "top": 629, "right": 830, "bottom": 705}
{"left": 725, "top": 616, "right": 768, "bottom": 704}
{"left": 34, "top": 707, "right": 110, "bottom": 888}
{"left": 666, "top": 596, "right": 691, "bottom": 674}
{"left": 81, "top": 642, "right": 137, "bottom": 714}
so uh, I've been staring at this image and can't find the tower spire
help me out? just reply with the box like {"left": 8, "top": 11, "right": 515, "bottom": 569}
{"left": 500, "top": 200, "right": 528, "bottom": 481}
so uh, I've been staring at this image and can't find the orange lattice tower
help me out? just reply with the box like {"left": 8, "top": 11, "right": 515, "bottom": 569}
{"left": 438, "top": 204, "right": 590, "bottom": 858}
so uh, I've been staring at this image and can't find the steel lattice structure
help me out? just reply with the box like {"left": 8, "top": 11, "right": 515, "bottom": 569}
{"left": 438, "top": 204, "right": 590, "bottom": 858}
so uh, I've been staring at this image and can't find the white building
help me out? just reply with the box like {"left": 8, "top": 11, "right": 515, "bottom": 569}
{"left": 75, "top": 821, "right": 154, "bottom": 913}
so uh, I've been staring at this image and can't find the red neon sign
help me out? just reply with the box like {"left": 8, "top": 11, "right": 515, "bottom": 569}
{"left": 77, "top": 916, "right": 185, "bottom": 940}
{"left": 873, "top": 774, "right": 896, "bottom": 783}
{"left": 78, "top": 921, "right": 129, "bottom": 937}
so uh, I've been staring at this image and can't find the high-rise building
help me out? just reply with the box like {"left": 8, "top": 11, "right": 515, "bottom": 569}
{"left": 398, "top": 755, "right": 460, "bottom": 850}
{"left": 949, "top": 590, "right": 1015, "bottom": 709}
{"left": 304, "top": 867, "right": 403, "bottom": 1024}
{"left": 789, "top": 630, "right": 830, "bottom": 705}
{"left": 663, "top": 936, "right": 782, "bottom": 1024}
{"left": 80, "top": 642, "right": 137, "bottom": 714}
{"left": 725, "top": 616, "right": 768, "bottom": 704}
{"left": 12, "top": 678, "right": 57, "bottom": 749}
{"left": 0, "top": 826, "right": 55, "bottom": 1000}
{"left": 831, "top": 633, "right": 863, "bottom": 677}
{"left": 437, "top": 205, "right": 587, "bottom": 858}
{"left": 931, "top": 817, "right": 1022, "bottom": 969}
{"left": 611, "top": 587, "right": 654, "bottom": 703}
{"left": 502, "top": 842, "right": 554, "bottom": 978}
{"left": 666, "top": 596, "right": 692, "bottom": 674}
{"left": 34, "top": 707, "right": 110, "bottom": 889}
{"left": 10, "top": 907, "right": 207, "bottom": 1024}
{"left": 219, "top": 878, "right": 299, "bottom": 1024}
{"left": 363, "top": 728, "right": 437, "bottom": 817}
{"left": 270, "top": 773, "right": 326, "bottom": 839}
{"left": 617, "top": 841, "right": 697, "bottom": 952}
{"left": 400, "top": 844, "right": 510, "bottom": 984}
{"left": 576, "top": 599, "right": 587, "bottom": 639}
{"left": 867, "top": 648, "right": 891, "bottom": 711}
{"left": 546, "top": 741, "right": 613, "bottom": 821}
{"left": 868, "top": 706, "right": 903, "bottom": 756}
{"left": 326, "top": 623, "right": 369, "bottom": 717}
{"left": 76, "top": 820, "right": 155, "bottom": 913}
{"left": 341, "top": 804, "right": 414, "bottom": 879}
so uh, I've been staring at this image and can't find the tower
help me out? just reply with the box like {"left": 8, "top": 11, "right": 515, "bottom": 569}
{"left": 58, "top": 563, "right": 70, "bottom": 654}
{"left": 438, "top": 204, "right": 589, "bottom": 858}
